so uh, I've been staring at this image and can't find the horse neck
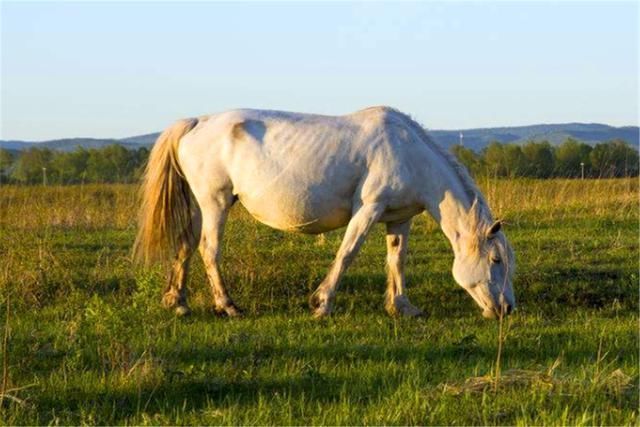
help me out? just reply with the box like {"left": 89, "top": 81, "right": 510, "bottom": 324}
{"left": 417, "top": 156, "right": 489, "bottom": 250}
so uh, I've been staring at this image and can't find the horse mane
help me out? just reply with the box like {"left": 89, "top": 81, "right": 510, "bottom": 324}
{"left": 385, "top": 107, "right": 493, "bottom": 224}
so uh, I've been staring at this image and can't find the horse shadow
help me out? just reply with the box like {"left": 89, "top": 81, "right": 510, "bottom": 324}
{"left": 33, "top": 322, "right": 622, "bottom": 423}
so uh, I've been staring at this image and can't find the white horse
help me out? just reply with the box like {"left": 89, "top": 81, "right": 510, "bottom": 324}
{"left": 134, "top": 106, "right": 515, "bottom": 319}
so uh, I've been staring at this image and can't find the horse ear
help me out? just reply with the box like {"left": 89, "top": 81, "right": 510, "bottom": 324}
{"left": 467, "top": 198, "right": 481, "bottom": 228}
{"left": 487, "top": 220, "right": 502, "bottom": 238}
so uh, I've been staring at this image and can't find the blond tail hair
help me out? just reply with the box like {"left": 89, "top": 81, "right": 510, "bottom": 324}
{"left": 133, "top": 118, "right": 199, "bottom": 265}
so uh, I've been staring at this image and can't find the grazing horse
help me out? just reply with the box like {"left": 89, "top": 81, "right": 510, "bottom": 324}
{"left": 134, "top": 106, "right": 515, "bottom": 319}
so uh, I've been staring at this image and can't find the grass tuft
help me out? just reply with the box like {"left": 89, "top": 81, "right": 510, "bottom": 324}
{"left": 0, "top": 179, "right": 637, "bottom": 425}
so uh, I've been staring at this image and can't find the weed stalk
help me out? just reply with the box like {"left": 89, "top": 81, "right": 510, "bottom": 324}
{"left": 494, "top": 240, "right": 512, "bottom": 392}
{"left": 1, "top": 288, "right": 8, "bottom": 399}
{"left": 494, "top": 310, "right": 503, "bottom": 392}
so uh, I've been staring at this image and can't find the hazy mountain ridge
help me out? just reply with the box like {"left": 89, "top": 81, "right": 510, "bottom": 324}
{"left": 2, "top": 123, "right": 638, "bottom": 152}
{"left": 429, "top": 123, "right": 639, "bottom": 151}
{"left": 0, "top": 137, "right": 149, "bottom": 152}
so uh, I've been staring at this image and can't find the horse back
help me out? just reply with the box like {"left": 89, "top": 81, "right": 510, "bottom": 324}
{"left": 178, "top": 108, "right": 426, "bottom": 232}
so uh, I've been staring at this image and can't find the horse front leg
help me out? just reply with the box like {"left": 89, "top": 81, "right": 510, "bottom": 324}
{"left": 384, "top": 220, "right": 423, "bottom": 317}
{"left": 309, "top": 203, "right": 384, "bottom": 317}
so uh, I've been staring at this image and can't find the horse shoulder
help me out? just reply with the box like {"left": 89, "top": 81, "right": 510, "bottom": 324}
{"left": 352, "top": 111, "right": 428, "bottom": 207}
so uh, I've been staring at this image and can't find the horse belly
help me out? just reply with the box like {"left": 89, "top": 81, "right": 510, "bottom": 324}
{"left": 239, "top": 188, "right": 353, "bottom": 234}
{"left": 222, "top": 114, "right": 365, "bottom": 232}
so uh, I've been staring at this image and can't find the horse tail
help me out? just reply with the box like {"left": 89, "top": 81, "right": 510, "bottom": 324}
{"left": 133, "top": 118, "right": 199, "bottom": 265}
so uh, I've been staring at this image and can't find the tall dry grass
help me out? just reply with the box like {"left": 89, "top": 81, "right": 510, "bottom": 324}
{"left": 0, "top": 184, "right": 139, "bottom": 230}
{"left": 1, "top": 178, "right": 635, "bottom": 230}
{"left": 0, "top": 179, "right": 637, "bottom": 424}
{"left": 481, "top": 178, "right": 637, "bottom": 222}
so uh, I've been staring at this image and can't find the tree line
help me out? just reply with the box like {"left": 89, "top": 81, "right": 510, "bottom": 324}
{"left": 0, "top": 145, "right": 149, "bottom": 185}
{"left": 0, "top": 138, "right": 637, "bottom": 185}
{"left": 451, "top": 138, "right": 638, "bottom": 179}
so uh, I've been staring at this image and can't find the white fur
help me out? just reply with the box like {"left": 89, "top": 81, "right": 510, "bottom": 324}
{"left": 170, "top": 106, "right": 515, "bottom": 318}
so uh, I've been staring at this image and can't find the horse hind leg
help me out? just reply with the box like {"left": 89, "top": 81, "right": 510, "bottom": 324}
{"left": 162, "top": 209, "right": 201, "bottom": 316}
{"left": 198, "top": 192, "right": 242, "bottom": 317}
{"left": 384, "top": 220, "right": 423, "bottom": 317}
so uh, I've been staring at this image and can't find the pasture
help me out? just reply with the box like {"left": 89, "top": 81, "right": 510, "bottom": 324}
{"left": 0, "top": 178, "right": 637, "bottom": 425}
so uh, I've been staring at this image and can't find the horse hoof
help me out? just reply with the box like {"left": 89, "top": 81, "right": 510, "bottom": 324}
{"left": 225, "top": 305, "right": 243, "bottom": 318}
{"left": 386, "top": 305, "right": 425, "bottom": 318}
{"left": 216, "top": 304, "right": 243, "bottom": 318}
{"left": 404, "top": 308, "right": 425, "bottom": 318}
{"left": 312, "top": 303, "right": 333, "bottom": 319}
{"left": 308, "top": 293, "right": 320, "bottom": 311}
{"left": 162, "top": 292, "right": 180, "bottom": 309}
{"left": 175, "top": 306, "right": 191, "bottom": 317}
{"left": 386, "top": 295, "right": 424, "bottom": 318}
{"left": 312, "top": 310, "right": 330, "bottom": 319}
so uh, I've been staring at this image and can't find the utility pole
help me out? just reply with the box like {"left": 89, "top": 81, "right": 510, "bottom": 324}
{"left": 42, "top": 167, "right": 47, "bottom": 186}
{"left": 580, "top": 162, "right": 584, "bottom": 180}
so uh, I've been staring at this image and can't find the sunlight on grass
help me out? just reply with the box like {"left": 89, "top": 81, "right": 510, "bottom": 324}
{"left": 0, "top": 179, "right": 637, "bottom": 425}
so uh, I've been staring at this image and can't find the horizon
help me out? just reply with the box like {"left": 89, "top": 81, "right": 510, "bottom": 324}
{"left": 1, "top": 119, "right": 638, "bottom": 144}
{"left": 1, "top": 2, "right": 638, "bottom": 140}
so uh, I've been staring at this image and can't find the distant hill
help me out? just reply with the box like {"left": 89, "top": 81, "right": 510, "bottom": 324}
{"left": 119, "top": 133, "right": 160, "bottom": 146}
{"left": 2, "top": 123, "right": 637, "bottom": 153}
{"left": 429, "top": 123, "right": 639, "bottom": 152}
{"left": 0, "top": 137, "right": 151, "bottom": 152}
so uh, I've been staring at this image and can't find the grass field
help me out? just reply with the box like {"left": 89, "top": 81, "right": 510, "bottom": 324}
{"left": 0, "top": 178, "right": 638, "bottom": 425}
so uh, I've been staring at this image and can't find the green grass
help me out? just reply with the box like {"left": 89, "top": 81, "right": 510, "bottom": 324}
{"left": 0, "top": 179, "right": 638, "bottom": 425}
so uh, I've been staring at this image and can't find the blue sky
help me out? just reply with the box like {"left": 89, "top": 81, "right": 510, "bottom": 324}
{"left": 1, "top": 1, "right": 637, "bottom": 140}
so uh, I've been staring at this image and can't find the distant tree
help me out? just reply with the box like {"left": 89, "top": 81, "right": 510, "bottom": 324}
{"left": 590, "top": 139, "right": 639, "bottom": 178}
{"left": 86, "top": 144, "right": 133, "bottom": 183}
{"left": 50, "top": 148, "right": 89, "bottom": 184}
{"left": 590, "top": 143, "right": 610, "bottom": 177}
{"left": 11, "top": 148, "right": 53, "bottom": 184}
{"left": 503, "top": 144, "right": 527, "bottom": 177}
{"left": 131, "top": 147, "right": 150, "bottom": 181}
{"left": 482, "top": 141, "right": 507, "bottom": 177}
{"left": 450, "top": 145, "right": 480, "bottom": 177}
{"left": 0, "top": 149, "right": 14, "bottom": 183}
{"left": 554, "top": 138, "right": 592, "bottom": 178}
{"left": 521, "top": 141, "right": 554, "bottom": 178}
{"left": 9, "top": 144, "right": 151, "bottom": 185}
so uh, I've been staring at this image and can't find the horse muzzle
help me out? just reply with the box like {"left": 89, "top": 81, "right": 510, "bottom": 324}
{"left": 482, "top": 295, "right": 514, "bottom": 319}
